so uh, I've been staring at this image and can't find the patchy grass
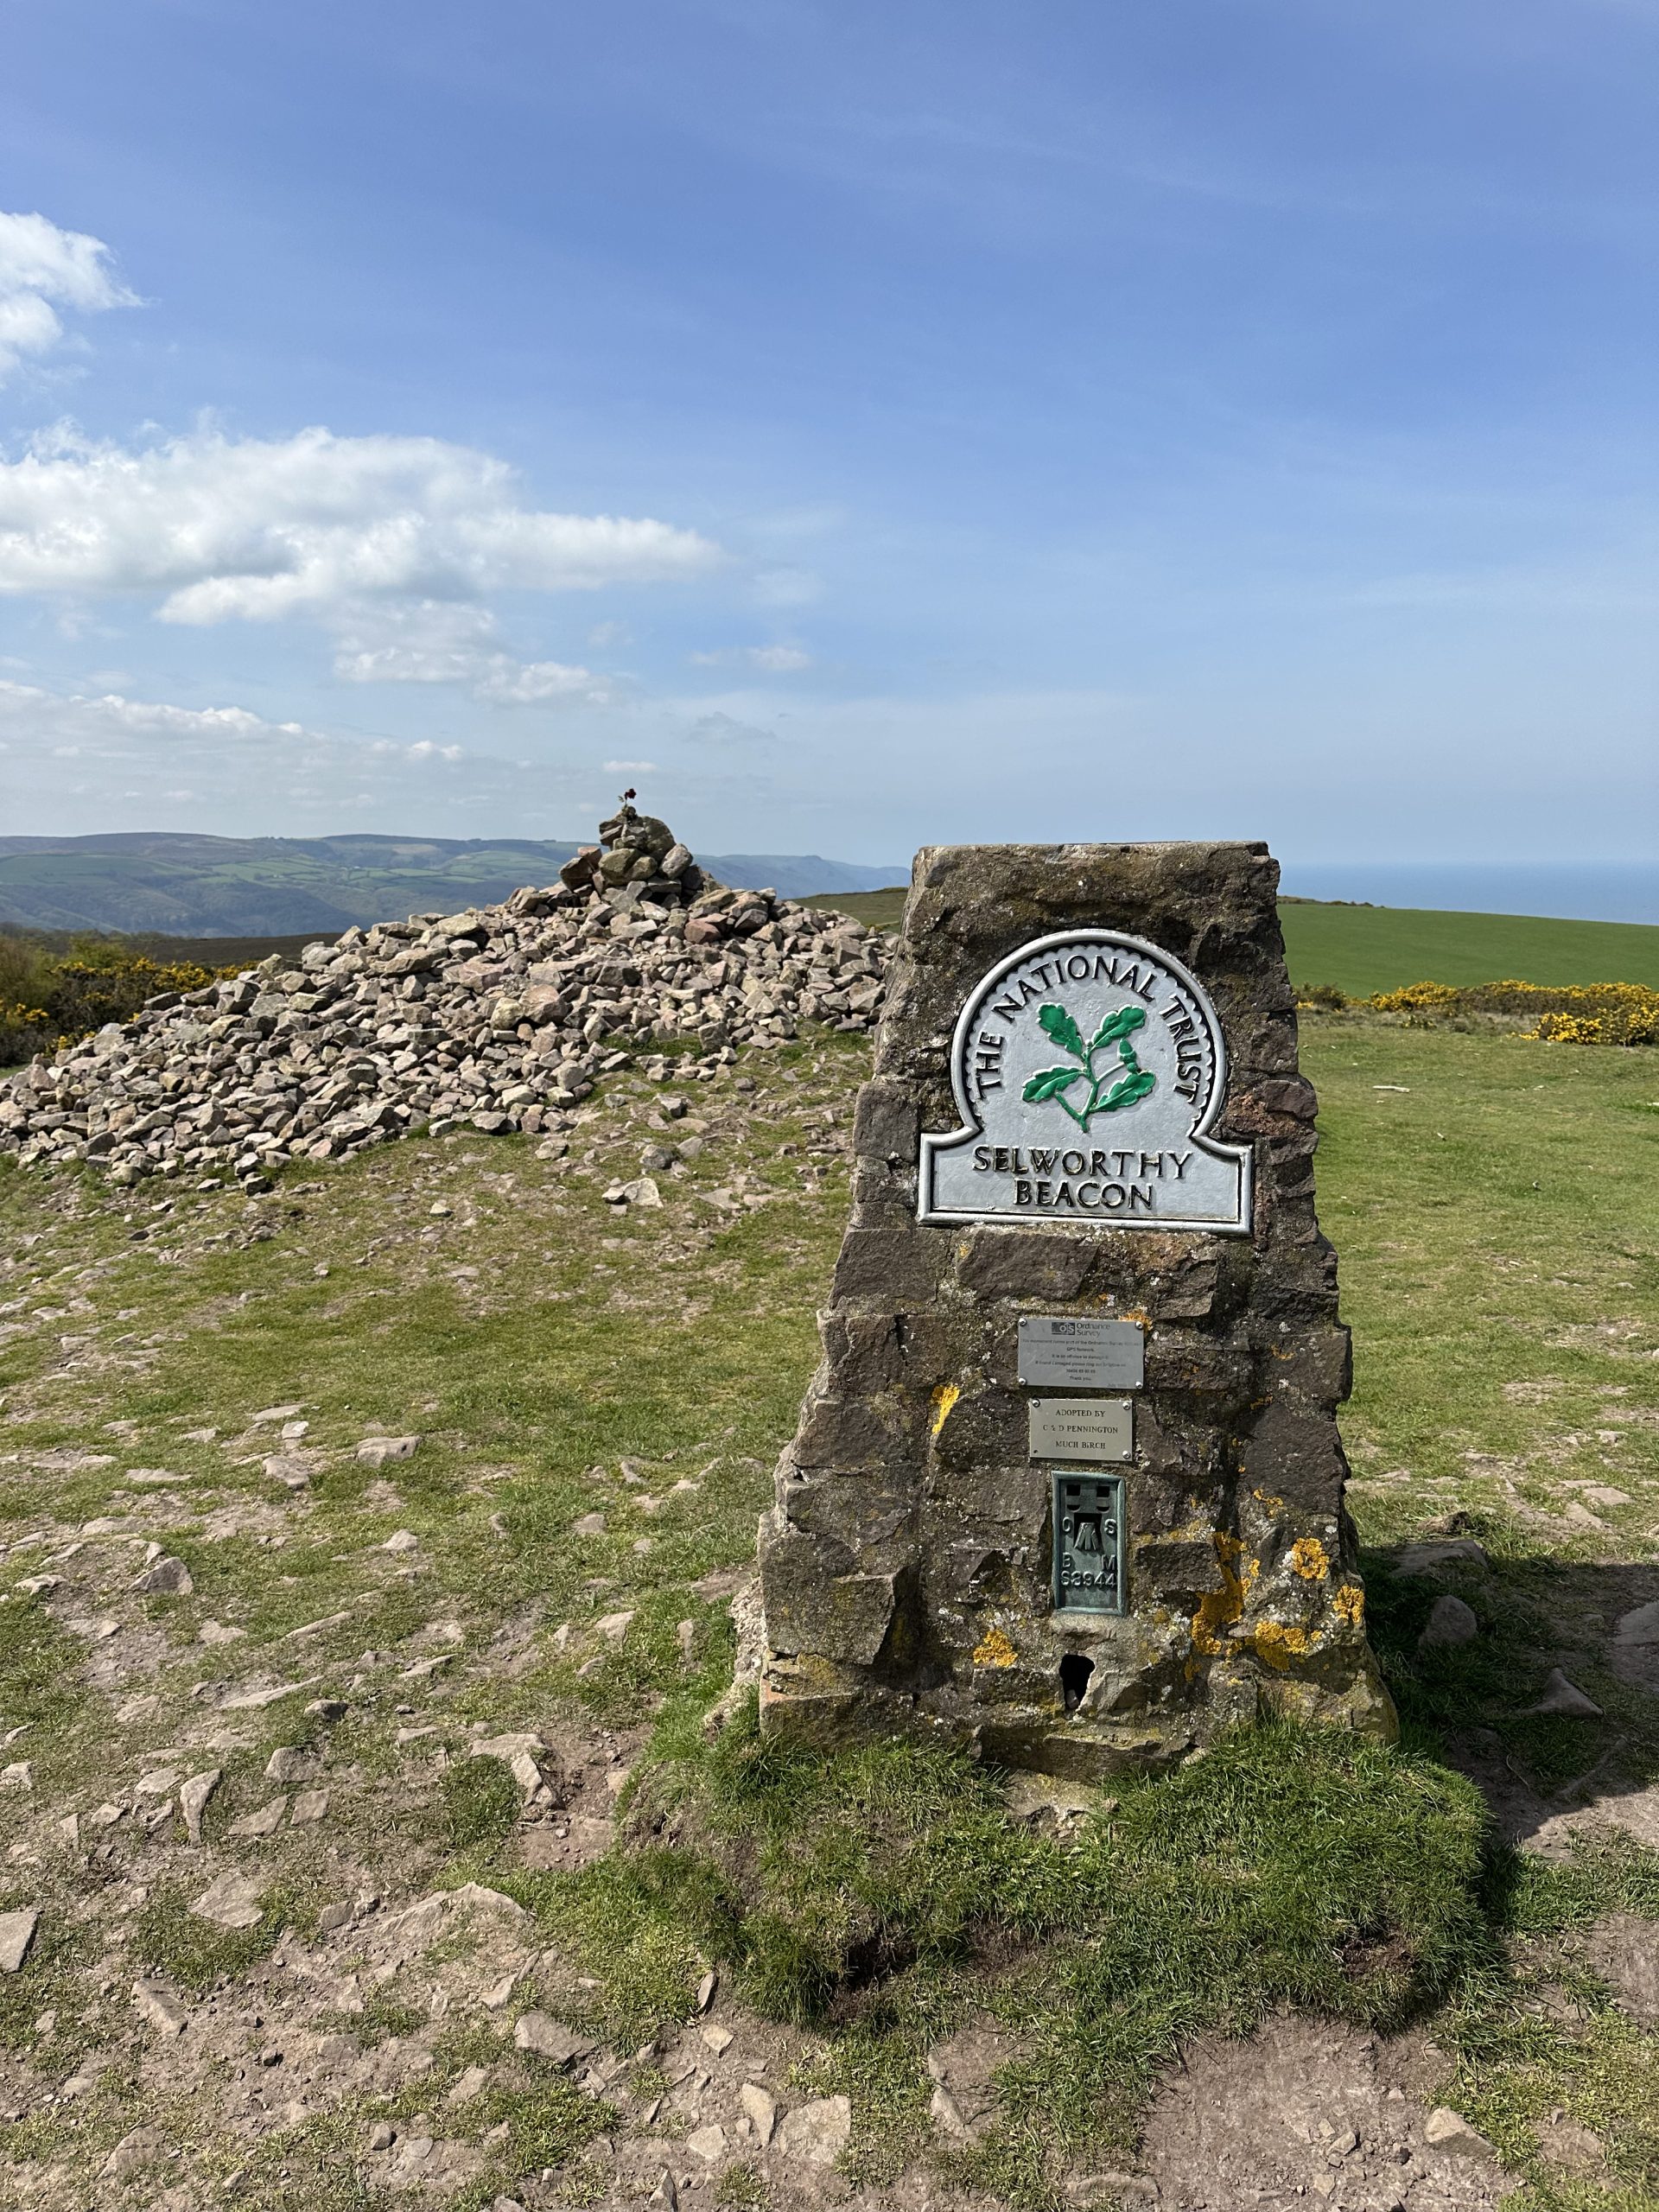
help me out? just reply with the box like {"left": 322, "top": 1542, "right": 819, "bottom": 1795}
{"left": 530, "top": 1708, "right": 1487, "bottom": 2197}
{"left": 2, "top": 1013, "right": 1659, "bottom": 2202}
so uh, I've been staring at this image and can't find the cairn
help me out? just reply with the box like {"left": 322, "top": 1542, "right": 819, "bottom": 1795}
{"left": 0, "top": 802, "right": 887, "bottom": 1191}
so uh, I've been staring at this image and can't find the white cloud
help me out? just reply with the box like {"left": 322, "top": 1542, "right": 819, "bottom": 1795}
{"left": 601, "top": 758, "right": 658, "bottom": 773}
{"left": 690, "top": 643, "right": 811, "bottom": 671}
{"left": 331, "top": 599, "right": 608, "bottom": 706}
{"left": 0, "top": 423, "right": 721, "bottom": 623}
{"left": 0, "top": 674, "right": 606, "bottom": 832}
{"left": 0, "top": 211, "right": 137, "bottom": 381}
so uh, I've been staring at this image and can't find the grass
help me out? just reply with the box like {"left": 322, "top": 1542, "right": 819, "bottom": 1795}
{"left": 2, "top": 1007, "right": 1659, "bottom": 2203}
{"left": 805, "top": 887, "right": 1659, "bottom": 995}
{"left": 531, "top": 1706, "right": 1488, "bottom": 2194}
{"left": 1278, "top": 902, "right": 1659, "bottom": 997}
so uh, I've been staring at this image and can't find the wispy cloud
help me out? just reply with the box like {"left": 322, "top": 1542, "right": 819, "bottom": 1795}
{"left": 0, "top": 211, "right": 138, "bottom": 381}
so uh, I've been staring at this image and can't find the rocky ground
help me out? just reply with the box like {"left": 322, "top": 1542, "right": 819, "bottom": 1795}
{"left": 1, "top": 1000, "right": 1657, "bottom": 2209}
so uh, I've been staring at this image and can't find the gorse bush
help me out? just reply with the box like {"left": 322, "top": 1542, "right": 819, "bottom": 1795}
{"left": 1298, "top": 975, "right": 1659, "bottom": 1045}
{"left": 0, "top": 931, "right": 235, "bottom": 1065}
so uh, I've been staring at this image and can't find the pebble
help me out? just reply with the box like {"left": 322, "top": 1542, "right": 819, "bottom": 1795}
{"left": 1423, "top": 2107, "right": 1493, "bottom": 2154}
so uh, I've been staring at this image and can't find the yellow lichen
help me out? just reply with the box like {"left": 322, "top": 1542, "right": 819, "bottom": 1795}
{"left": 1252, "top": 1618, "right": 1322, "bottom": 1670}
{"left": 1332, "top": 1582, "right": 1366, "bottom": 1630}
{"left": 972, "top": 1625, "right": 1018, "bottom": 1669}
{"left": 929, "top": 1382, "right": 961, "bottom": 1438}
{"left": 1288, "top": 1536, "right": 1330, "bottom": 1581}
{"left": 1190, "top": 1532, "right": 1259, "bottom": 1656}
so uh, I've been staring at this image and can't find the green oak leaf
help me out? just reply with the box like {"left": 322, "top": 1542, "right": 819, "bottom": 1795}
{"left": 1024, "top": 1065, "right": 1084, "bottom": 1103}
{"left": 1089, "top": 1004, "right": 1147, "bottom": 1054}
{"left": 1099, "top": 1067, "right": 1157, "bottom": 1113}
{"left": 1038, "top": 1003, "right": 1087, "bottom": 1061}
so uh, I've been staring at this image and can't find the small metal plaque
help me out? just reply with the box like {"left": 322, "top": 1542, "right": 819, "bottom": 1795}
{"left": 1018, "top": 1314, "right": 1144, "bottom": 1390}
{"left": 1052, "top": 1471, "right": 1126, "bottom": 1613}
{"left": 1027, "top": 1396, "right": 1134, "bottom": 1463}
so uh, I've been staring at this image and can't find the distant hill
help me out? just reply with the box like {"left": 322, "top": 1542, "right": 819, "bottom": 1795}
{"left": 0, "top": 833, "right": 906, "bottom": 936}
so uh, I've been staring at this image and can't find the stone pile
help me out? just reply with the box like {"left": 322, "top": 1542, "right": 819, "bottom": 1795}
{"left": 0, "top": 806, "right": 889, "bottom": 1190}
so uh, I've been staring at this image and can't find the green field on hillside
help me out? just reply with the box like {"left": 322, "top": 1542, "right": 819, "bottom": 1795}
{"left": 809, "top": 887, "right": 1659, "bottom": 995}
{"left": 1280, "top": 899, "right": 1659, "bottom": 996}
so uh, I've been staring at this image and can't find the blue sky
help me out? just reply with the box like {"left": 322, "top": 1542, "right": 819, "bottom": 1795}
{"left": 0, "top": 0, "right": 1655, "bottom": 869}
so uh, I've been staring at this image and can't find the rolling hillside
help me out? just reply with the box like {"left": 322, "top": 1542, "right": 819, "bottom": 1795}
{"left": 0, "top": 832, "right": 906, "bottom": 935}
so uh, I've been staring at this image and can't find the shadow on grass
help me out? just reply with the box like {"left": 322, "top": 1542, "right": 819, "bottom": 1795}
{"left": 1365, "top": 1532, "right": 1659, "bottom": 1855}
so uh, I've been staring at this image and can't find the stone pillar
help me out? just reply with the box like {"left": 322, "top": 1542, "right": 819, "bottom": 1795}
{"left": 758, "top": 842, "right": 1395, "bottom": 1777}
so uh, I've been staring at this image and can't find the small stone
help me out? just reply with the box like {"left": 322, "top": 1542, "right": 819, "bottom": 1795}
{"left": 739, "top": 2083, "right": 775, "bottom": 2144}
{"left": 290, "top": 1789, "right": 329, "bottom": 1824}
{"left": 1531, "top": 1669, "right": 1603, "bottom": 1718}
{"left": 306, "top": 1698, "right": 349, "bottom": 1721}
{"left": 368, "top": 2120, "right": 396, "bottom": 2151}
{"left": 448, "top": 2063, "right": 491, "bottom": 2104}
{"left": 512, "top": 2012, "right": 590, "bottom": 2066}
{"left": 696, "top": 1968, "right": 717, "bottom": 2011}
{"left": 179, "top": 1770, "right": 221, "bottom": 1843}
{"left": 686, "top": 2124, "right": 728, "bottom": 2162}
{"left": 594, "top": 1609, "right": 635, "bottom": 1643}
{"left": 264, "top": 1745, "right": 321, "bottom": 1783}
{"left": 0, "top": 1761, "right": 31, "bottom": 1793}
{"left": 134, "top": 1554, "right": 193, "bottom": 1596}
{"left": 1422, "top": 2107, "right": 1492, "bottom": 2153}
{"left": 570, "top": 1512, "right": 607, "bottom": 1537}
{"left": 776, "top": 2094, "right": 852, "bottom": 2164}
{"left": 702, "top": 2024, "right": 734, "bottom": 2056}
{"left": 251, "top": 1404, "right": 305, "bottom": 1425}
{"left": 382, "top": 1529, "right": 420, "bottom": 1553}
{"left": 1418, "top": 1594, "right": 1479, "bottom": 1649}
{"left": 647, "top": 2175, "right": 677, "bottom": 2212}
{"left": 136, "top": 1767, "right": 180, "bottom": 1798}
{"left": 0, "top": 1908, "right": 40, "bottom": 1973}
{"left": 1393, "top": 1539, "right": 1489, "bottom": 1575}
{"left": 317, "top": 1901, "right": 353, "bottom": 1933}
{"left": 189, "top": 1872, "right": 264, "bottom": 1929}
{"left": 131, "top": 1980, "right": 189, "bottom": 2037}
{"left": 228, "top": 1799, "right": 289, "bottom": 1839}
{"left": 357, "top": 1435, "right": 421, "bottom": 1465}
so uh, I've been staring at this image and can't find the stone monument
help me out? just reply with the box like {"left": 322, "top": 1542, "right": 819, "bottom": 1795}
{"left": 757, "top": 842, "right": 1395, "bottom": 1776}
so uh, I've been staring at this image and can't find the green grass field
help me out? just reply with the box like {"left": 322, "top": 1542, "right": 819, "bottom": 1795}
{"left": 2, "top": 1013, "right": 1659, "bottom": 2206}
{"left": 809, "top": 888, "right": 1659, "bottom": 997}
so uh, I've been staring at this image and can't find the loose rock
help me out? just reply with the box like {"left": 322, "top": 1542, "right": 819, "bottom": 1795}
{"left": 775, "top": 2094, "right": 852, "bottom": 2164}
{"left": 0, "top": 1907, "right": 40, "bottom": 1973}
{"left": 1419, "top": 1594, "right": 1480, "bottom": 1649}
